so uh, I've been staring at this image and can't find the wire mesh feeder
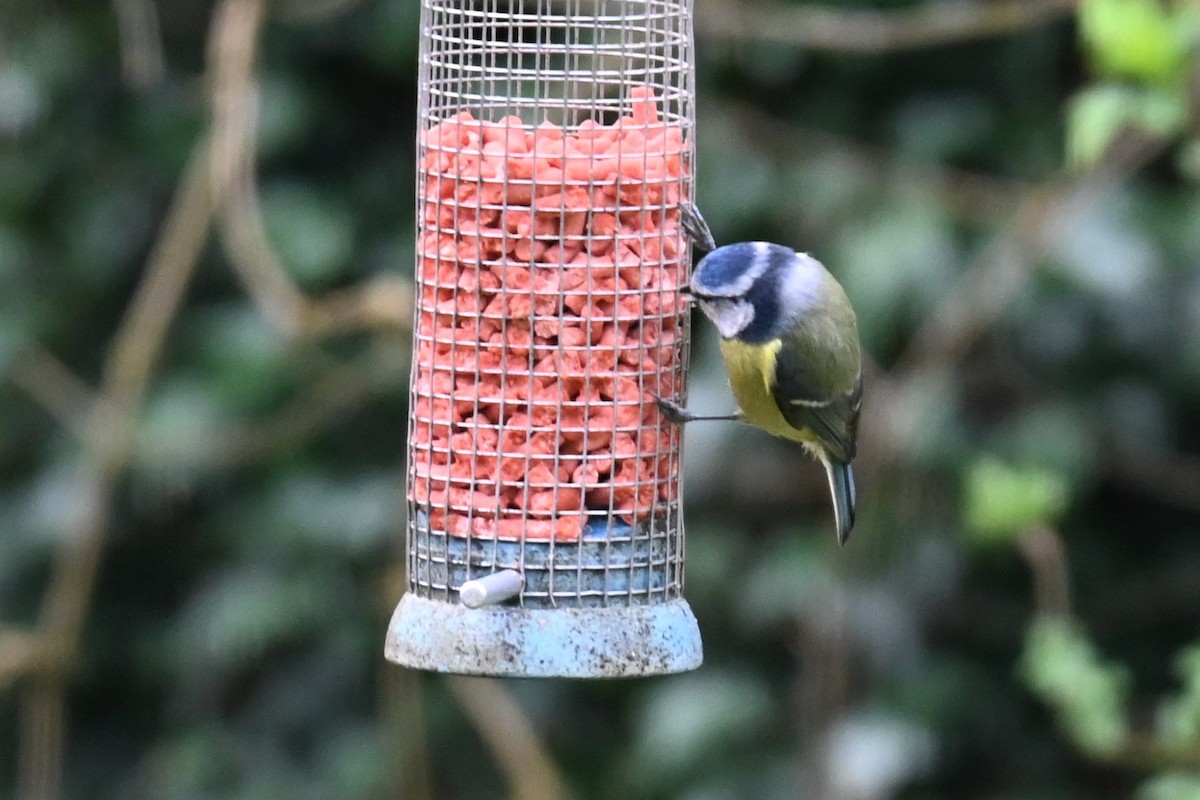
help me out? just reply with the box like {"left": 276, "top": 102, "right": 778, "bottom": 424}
{"left": 385, "top": 0, "right": 701, "bottom": 677}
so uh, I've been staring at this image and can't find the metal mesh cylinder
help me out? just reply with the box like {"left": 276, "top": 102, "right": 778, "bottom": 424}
{"left": 386, "top": 0, "right": 701, "bottom": 677}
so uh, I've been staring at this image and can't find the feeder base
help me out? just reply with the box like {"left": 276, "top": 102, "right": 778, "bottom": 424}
{"left": 384, "top": 593, "right": 703, "bottom": 678}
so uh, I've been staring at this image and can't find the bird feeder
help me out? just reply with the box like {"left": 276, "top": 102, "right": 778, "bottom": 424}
{"left": 385, "top": 0, "right": 702, "bottom": 677}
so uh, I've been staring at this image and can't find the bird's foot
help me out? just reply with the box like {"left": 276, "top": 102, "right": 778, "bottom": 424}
{"left": 654, "top": 394, "right": 693, "bottom": 425}
{"left": 679, "top": 202, "right": 717, "bottom": 252}
{"left": 653, "top": 394, "right": 742, "bottom": 425}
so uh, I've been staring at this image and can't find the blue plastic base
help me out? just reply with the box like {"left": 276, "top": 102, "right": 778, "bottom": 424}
{"left": 384, "top": 593, "right": 703, "bottom": 678}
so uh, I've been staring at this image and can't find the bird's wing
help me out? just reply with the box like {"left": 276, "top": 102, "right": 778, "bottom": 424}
{"left": 771, "top": 343, "right": 862, "bottom": 463}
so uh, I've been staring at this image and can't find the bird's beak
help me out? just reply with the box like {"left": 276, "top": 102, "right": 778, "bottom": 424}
{"left": 677, "top": 287, "right": 696, "bottom": 303}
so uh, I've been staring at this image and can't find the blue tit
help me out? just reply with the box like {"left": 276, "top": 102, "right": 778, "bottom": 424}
{"left": 662, "top": 235, "right": 863, "bottom": 545}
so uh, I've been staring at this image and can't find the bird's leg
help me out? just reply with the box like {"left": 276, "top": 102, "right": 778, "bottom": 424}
{"left": 654, "top": 394, "right": 743, "bottom": 425}
{"left": 679, "top": 201, "right": 717, "bottom": 252}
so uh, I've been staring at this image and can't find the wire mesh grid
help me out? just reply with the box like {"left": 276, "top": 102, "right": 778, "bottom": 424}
{"left": 406, "top": 0, "right": 695, "bottom": 609}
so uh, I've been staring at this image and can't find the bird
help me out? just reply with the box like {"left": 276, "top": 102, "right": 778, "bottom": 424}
{"left": 661, "top": 205, "right": 863, "bottom": 544}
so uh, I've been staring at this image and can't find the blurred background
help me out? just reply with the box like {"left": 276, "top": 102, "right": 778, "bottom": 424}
{"left": 3, "top": 0, "right": 1200, "bottom": 798}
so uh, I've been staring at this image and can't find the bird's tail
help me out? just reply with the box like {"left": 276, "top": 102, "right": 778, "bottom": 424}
{"left": 823, "top": 459, "right": 857, "bottom": 546}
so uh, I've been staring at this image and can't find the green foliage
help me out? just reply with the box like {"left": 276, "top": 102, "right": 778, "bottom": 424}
{"left": 963, "top": 457, "right": 1069, "bottom": 545}
{"left": 1070, "top": 0, "right": 1200, "bottom": 171}
{"left": 2, "top": 0, "right": 1200, "bottom": 798}
{"left": 261, "top": 182, "right": 357, "bottom": 285}
{"left": 1138, "top": 773, "right": 1200, "bottom": 800}
{"left": 624, "top": 668, "right": 774, "bottom": 789}
{"left": 1067, "top": 85, "right": 1188, "bottom": 171}
{"left": 1156, "top": 645, "right": 1200, "bottom": 746}
{"left": 1079, "top": 0, "right": 1199, "bottom": 83}
{"left": 1020, "top": 617, "right": 1130, "bottom": 757}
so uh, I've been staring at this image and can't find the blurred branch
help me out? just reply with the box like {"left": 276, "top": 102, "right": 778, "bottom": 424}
{"left": 206, "top": 0, "right": 308, "bottom": 331}
{"left": 9, "top": 1, "right": 406, "bottom": 792}
{"left": 696, "top": 0, "right": 1077, "bottom": 53}
{"left": 209, "top": 0, "right": 412, "bottom": 340}
{"left": 10, "top": 0, "right": 281, "bottom": 788}
{"left": 276, "top": 0, "right": 365, "bottom": 23}
{"left": 300, "top": 276, "right": 415, "bottom": 338}
{"left": 19, "top": 683, "right": 64, "bottom": 800}
{"left": 112, "top": 0, "right": 165, "bottom": 89}
{"left": 1112, "top": 733, "right": 1200, "bottom": 772}
{"left": 1018, "top": 525, "right": 1071, "bottom": 617}
{"left": 382, "top": 669, "right": 434, "bottom": 800}
{"left": 862, "top": 134, "right": 1168, "bottom": 469}
{"left": 445, "top": 677, "right": 572, "bottom": 800}
{"left": 720, "top": 100, "right": 1027, "bottom": 227}
{"left": 18, "top": 134, "right": 216, "bottom": 800}
{"left": 0, "top": 629, "right": 42, "bottom": 691}
{"left": 133, "top": 333, "right": 406, "bottom": 469}
{"left": 896, "top": 132, "right": 1165, "bottom": 376}
{"left": 9, "top": 346, "right": 97, "bottom": 440}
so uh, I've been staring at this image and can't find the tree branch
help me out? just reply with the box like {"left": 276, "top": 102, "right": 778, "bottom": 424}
{"left": 17, "top": 132, "right": 217, "bottom": 800}
{"left": 1018, "top": 526, "right": 1072, "bottom": 618}
{"left": 696, "top": 0, "right": 1077, "bottom": 54}
{"left": 8, "top": 347, "right": 98, "bottom": 441}
{"left": 445, "top": 677, "right": 572, "bottom": 800}
{"left": 112, "top": 0, "right": 165, "bottom": 89}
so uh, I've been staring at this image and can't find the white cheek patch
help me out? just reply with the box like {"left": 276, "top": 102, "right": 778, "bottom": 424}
{"left": 779, "top": 252, "right": 825, "bottom": 313}
{"left": 699, "top": 298, "right": 755, "bottom": 338}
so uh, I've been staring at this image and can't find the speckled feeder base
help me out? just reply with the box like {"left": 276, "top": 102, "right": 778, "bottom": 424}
{"left": 386, "top": 520, "right": 703, "bottom": 677}
{"left": 385, "top": 594, "right": 701, "bottom": 677}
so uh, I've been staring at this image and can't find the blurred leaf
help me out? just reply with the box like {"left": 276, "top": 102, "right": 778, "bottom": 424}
{"left": 626, "top": 668, "right": 772, "bottom": 786}
{"left": 825, "top": 712, "right": 937, "bottom": 800}
{"left": 261, "top": 182, "right": 356, "bottom": 285}
{"left": 696, "top": 109, "right": 777, "bottom": 233}
{"left": 895, "top": 369, "right": 967, "bottom": 469}
{"left": 781, "top": 149, "right": 872, "bottom": 230}
{"left": 1178, "top": 138, "right": 1200, "bottom": 183}
{"left": 359, "top": 0, "right": 423, "bottom": 70}
{"left": 318, "top": 725, "right": 390, "bottom": 798}
{"left": 1020, "top": 616, "right": 1129, "bottom": 757}
{"left": 60, "top": 178, "right": 159, "bottom": 284}
{"left": 1138, "top": 773, "right": 1200, "bottom": 800}
{"left": 14, "top": 459, "right": 92, "bottom": 545}
{"left": 1046, "top": 189, "right": 1158, "bottom": 298}
{"left": 1067, "top": 85, "right": 1187, "bottom": 171}
{"left": 172, "top": 565, "right": 343, "bottom": 677}
{"left": 126, "top": 86, "right": 206, "bottom": 171}
{"left": 737, "top": 532, "right": 831, "bottom": 629}
{"left": 891, "top": 94, "right": 994, "bottom": 163}
{"left": 993, "top": 401, "right": 1097, "bottom": 484}
{"left": 833, "top": 198, "right": 959, "bottom": 353}
{"left": 1156, "top": 645, "right": 1200, "bottom": 746}
{"left": 186, "top": 304, "right": 291, "bottom": 411}
{"left": 267, "top": 470, "right": 400, "bottom": 553}
{"left": 739, "top": 41, "right": 807, "bottom": 87}
{"left": 140, "top": 730, "right": 238, "bottom": 798}
{"left": 964, "top": 457, "right": 1069, "bottom": 545}
{"left": 0, "top": 66, "right": 47, "bottom": 136}
{"left": 138, "top": 376, "right": 227, "bottom": 467}
{"left": 1079, "top": 0, "right": 1199, "bottom": 83}
{"left": 257, "top": 73, "right": 318, "bottom": 160}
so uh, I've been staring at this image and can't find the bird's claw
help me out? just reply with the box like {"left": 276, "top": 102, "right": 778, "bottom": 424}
{"left": 679, "top": 202, "right": 717, "bottom": 252}
{"left": 653, "top": 393, "right": 694, "bottom": 425}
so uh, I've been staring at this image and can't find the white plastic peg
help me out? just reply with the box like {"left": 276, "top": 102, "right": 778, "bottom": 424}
{"left": 459, "top": 569, "right": 524, "bottom": 609}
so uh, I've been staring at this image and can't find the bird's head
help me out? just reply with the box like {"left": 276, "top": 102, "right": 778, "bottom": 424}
{"left": 686, "top": 241, "right": 826, "bottom": 343}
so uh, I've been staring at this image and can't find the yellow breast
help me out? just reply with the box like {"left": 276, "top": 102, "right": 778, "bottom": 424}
{"left": 719, "top": 338, "right": 813, "bottom": 444}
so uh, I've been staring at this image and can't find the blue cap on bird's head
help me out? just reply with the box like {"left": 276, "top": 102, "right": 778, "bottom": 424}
{"left": 687, "top": 241, "right": 824, "bottom": 344}
{"left": 689, "top": 241, "right": 798, "bottom": 300}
